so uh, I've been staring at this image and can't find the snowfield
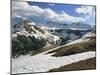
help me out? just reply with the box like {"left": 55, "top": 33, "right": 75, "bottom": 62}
{"left": 12, "top": 51, "right": 95, "bottom": 74}
{"left": 12, "top": 37, "right": 95, "bottom": 74}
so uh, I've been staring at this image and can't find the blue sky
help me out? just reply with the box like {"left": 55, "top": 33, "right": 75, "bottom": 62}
{"left": 28, "top": 2, "right": 83, "bottom": 17}
{"left": 12, "top": 1, "right": 96, "bottom": 25}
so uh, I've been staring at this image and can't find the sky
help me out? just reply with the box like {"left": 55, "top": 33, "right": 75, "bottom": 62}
{"left": 12, "top": 1, "right": 96, "bottom": 25}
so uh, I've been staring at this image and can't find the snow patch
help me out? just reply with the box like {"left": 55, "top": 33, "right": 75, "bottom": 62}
{"left": 12, "top": 51, "right": 95, "bottom": 74}
{"left": 83, "top": 32, "right": 95, "bottom": 38}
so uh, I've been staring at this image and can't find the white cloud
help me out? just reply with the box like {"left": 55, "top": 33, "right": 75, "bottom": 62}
{"left": 75, "top": 6, "right": 96, "bottom": 25}
{"left": 51, "top": 11, "right": 86, "bottom": 22}
{"left": 12, "top": 1, "right": 88, "bottom": 23}
{"left": 48, "top": 3, "right": 55, "bottom": 6}
{"left": 76, "top": 6, "right": 95, "bottom": 15}
{"left": 12, "top": 1, "right": 34, "bottom": 17}
{"left": 41, "top": 8, "right": 57, "bottom": 18}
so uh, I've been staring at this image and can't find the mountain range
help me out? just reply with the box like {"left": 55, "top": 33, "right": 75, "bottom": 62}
{"left": 11, "top": 16, "right": 95, "bottom": 57}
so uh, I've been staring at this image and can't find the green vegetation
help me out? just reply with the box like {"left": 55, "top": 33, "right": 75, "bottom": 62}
{"left": 49, "top": 57, "right": 96, "bottom": 72}
{"left": 47, "top": 37, "right": 96, "bottom": 57}
{"left": 12, "top": 35, "right": 46, "bottom": 58}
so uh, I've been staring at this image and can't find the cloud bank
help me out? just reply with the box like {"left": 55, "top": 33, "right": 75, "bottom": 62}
{"left": 12, "top": 1, "right": 95, "bottom": 25}
{"left": 76, "top": 6, "right": 95, "bottom": 15}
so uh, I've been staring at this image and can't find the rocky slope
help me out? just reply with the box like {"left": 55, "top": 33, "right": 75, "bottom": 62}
{"left": 11, "top": 16, "right": 95, "bottom": 58}
{"left": 11, "top": 16, "right": 61, "bottom": 57}
{"left": 12, "top": 32, "right": 96, "bottom": 74}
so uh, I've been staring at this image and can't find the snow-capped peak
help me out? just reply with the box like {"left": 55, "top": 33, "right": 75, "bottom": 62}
{"left": 11, "top": 16, "right": 61, "bottom": 45}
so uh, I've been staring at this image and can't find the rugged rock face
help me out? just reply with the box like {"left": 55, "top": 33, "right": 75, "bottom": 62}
{"left": 47, "top": 28, "right": 92, "bottom": 45}
{"left": 11, "top": 17, "right": 61, "bottom": 57}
